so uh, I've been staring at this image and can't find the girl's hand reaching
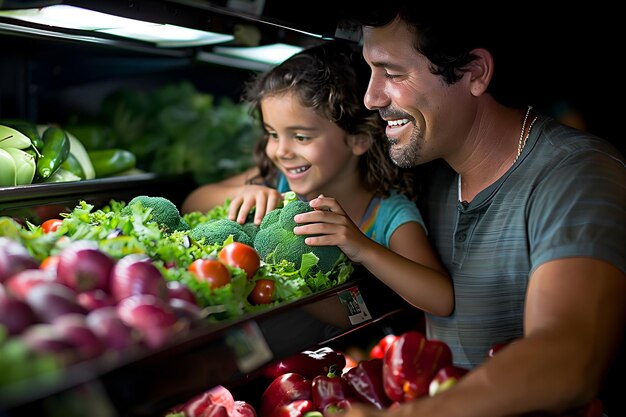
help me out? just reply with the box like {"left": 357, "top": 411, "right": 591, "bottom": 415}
{"left": 228, "top": 185, "right": 283, "bottom": 225}
{"left": 293, "top": 195, "right": 374, "bottom": 264}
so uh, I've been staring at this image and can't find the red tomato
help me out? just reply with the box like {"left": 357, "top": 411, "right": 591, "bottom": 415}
{"left": 248, "top": 279, "right": 275, "bottom": 305}
{"left": 188, "top": 259, "right": 231, "bottom": 289}
{"left": 218, "top": 242, "right": 260, "bottom": 280}
{"left": 41, "top": 219, "right": 63, "bottom": 233}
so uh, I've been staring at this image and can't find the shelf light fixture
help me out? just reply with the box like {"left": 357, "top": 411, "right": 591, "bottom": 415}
{"left": 0, "top": 4, "right": 234, "bottom": 47}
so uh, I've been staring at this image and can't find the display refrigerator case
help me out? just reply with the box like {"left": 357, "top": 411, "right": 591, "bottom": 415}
{"left": 0, "top": 3, "right": 425, "bottom": 416}
{"left": 0, "top": 2, "right": 622, "bottom": 416}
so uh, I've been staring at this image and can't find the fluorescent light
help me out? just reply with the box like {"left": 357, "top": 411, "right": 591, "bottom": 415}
{"left": 100, "top": 25, "right": 234, "bottom": 48}
{"left": 212, "top": 43, "right": 303, "bottom": 65}
{"left": 0, "top": 5, "right": 234, "bottom": 47}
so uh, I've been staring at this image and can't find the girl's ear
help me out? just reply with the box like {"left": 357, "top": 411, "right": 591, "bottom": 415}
{"left": 348, "top": 133, "right": 371, "bottom": 156}
{"left": 465, "top": 48, "right": 493, "bottom": 97}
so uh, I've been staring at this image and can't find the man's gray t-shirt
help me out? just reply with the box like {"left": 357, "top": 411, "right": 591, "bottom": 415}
{"left": 421, "top": 116, "right": 626, "bottom": 368}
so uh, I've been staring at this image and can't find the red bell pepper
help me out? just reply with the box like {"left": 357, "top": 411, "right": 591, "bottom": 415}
{"left": 263, "top": 347, "right": 346, "bottom": 380}
{"left": 260, "top": 373, "right": 312, "bottom": 417}
{"left": 383, "top": 330, "right": 452, "bottom": 402}
{"left": 270, "top": 400, "right": 316, "bottom": 417}
{"left": 369, "top": 334, "right": 399, "bottom": 359}
{"left": 311, "top": 365, "right": 358, "bottom": 412}
{"left": 428, "top": 365, "right": 469, "bottom": 396}
{"left": 232, "top": 401, "right": 258, "bottom": 417}
{"left": 176, "top": 385, "right": 235, "bottom": 417}
{"left": 321, "top": 399, "right": 353, "bottom": 416}
{"left": 343, "top": 358, "right": 391, "bottom": 409}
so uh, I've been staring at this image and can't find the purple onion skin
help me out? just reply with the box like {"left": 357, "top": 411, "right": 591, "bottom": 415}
{"left": 117, "top": 294, "right": 187, "bottom": 349}
{"left": 52, "top": 313, "right": 105, "bottom": 361}
{"left": 0, "top": 237, "right": 39, "bottom": 283}
{"left": 56, "top": 241, "right": 115, "bottom": 292}
{"left": 110, "top": 254, "right": 168, "bottom": 302}
{"left": 20, "top": 323, "right": 78, "bottom": 365}
{"left": 168, "top": 298, "right": 203, "bottom": 325}
{"left": 77, "top": 289, "right": 116, "bottom": 311}
{"left": 85, "top": 307, "right": 139, "bottom": 351}
{"left": 0, "top": 294, "right": 39, "bottom": 335}
{"left": 25, "top": 282, "right": 87, "bottom": 323}
{"left": 167, "top": 281, "right": 198, "bottom": 305}
{"left": 4, "top": 268, "right": 56, "bottom": 301}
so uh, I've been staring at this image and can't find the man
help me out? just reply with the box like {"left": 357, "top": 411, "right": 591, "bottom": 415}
{"left": 340, "top": 5, "right": 626, "bottom": 417}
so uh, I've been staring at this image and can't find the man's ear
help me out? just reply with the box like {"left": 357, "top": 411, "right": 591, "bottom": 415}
{"left": 466, "top": 48, "right": 493, "bottom": 97}
{"left": 349, "top": 133, "right": 371, "bottom": 156}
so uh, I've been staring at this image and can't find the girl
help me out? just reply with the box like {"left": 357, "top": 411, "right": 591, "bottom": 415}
{"left": 182, "top": 41, "right": 452, "bottom": 316}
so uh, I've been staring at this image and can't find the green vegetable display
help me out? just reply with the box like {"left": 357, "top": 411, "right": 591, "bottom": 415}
{"left": 65, "top": 81, "right": 261, "bottom": 185}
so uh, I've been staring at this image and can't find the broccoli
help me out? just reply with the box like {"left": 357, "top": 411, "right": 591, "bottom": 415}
{"left": 259, "top": 208, "right": 281, "bottom": 230}
{"left": 241, "top": 221, "right": 259, "bottom": 241}
{"left": 279, "top": 200, "right": 311, "bottom": 231}
{"left": 253, "top": 199, "right": 343, "bottom": 273}
{"left": 189, "top": 218, "right": 255, "bottom": 246}
{"left": 122, "top": 195, "right": 189, "bottom": 232}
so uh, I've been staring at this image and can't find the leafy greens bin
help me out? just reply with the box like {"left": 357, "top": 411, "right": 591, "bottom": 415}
{"left": 65, "top": 81, "right": 261, "bottom": 185}
{"left": 1, "top": 194, "right": 354, "bottom": 322}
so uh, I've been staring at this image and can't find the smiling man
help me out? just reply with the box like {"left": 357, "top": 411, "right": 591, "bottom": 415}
{"left": 338, "top": 4, "right": 626, "bottom": 417}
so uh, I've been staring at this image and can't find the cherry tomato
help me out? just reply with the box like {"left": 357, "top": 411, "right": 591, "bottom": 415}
{"left": 248, "top": 279, "right": 275, "bottom": 305}
{"left": 188, "top": 259, "right": 231, "bottom": 289}
{"left": 218, "top": 242, "right": 261, "bottom": 280}
{"left": 41, "top": 218, "right": 63, "bottom": 233}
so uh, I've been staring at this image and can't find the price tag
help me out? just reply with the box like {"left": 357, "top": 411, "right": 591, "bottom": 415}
{"left": 224, "top": 320, "right": 273, "bottom": 373}
{"left": 338, "top": 287, "right": 372, "bottom": 325}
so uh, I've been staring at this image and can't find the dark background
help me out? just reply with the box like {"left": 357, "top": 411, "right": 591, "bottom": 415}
{"left": 0, "top": 6, "right": 622, "bottom": 155}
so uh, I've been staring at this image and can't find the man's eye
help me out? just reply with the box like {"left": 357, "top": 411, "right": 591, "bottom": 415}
{"left": 384, "top": 72, "right": 401, "bottom": 79}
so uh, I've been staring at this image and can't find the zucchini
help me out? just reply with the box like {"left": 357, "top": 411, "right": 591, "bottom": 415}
{"left": 36, "top": 127, "right": 70, "bottom": 180}
{"left": 60, "top": 153, "right": 86, "bottom": 180}
{"left": 88, "top": 149, "right": 136, "bottom": 178}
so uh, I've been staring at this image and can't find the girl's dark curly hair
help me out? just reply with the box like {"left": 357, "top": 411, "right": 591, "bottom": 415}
{"left": 242, "top": 40, "right": 417, "bottom": 199}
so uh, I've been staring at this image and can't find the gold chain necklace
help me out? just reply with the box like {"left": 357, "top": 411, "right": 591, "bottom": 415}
{"left": 458, "top": 105, "right": 538, "bottom": 203}
{"left": 513, "top": 105, "right": 538, "bottom": 164}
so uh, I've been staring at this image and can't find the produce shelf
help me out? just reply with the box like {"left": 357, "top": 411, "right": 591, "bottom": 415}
{"left": 0, "top": 173, "right": 196, "bottom": 224}
{"left": 0, "top": 271, "right": 417, "bottom": 417}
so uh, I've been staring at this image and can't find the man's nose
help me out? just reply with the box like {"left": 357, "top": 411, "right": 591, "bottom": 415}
{"left": 364, "top": 75, "right": 388, "bottom": 110}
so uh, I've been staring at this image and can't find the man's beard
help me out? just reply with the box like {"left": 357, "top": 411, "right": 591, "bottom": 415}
{"left": 388, "top": 126, "right": 421, "bottom": 168}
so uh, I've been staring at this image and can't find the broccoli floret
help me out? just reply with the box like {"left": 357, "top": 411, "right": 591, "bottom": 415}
{"left": 241, "top": 222, "right": 259, "bottom": 241}
{"left": 178, "top": 218, "right": 191, "bottom": 231}
{"left": 253, "top": 199, "right": 343, "bottom": 273}
{"left": 279, "top": 200, "right": 311, "bottom": 231}
{"left": 260, "top": 208, "right": 281, "bottom": 230}
{"left": 189, "top": 218, "right": 254, "bottom": 246}
{"left": 122, "top": 195, "right": 187, "bottom": 232}
{"left": 254, "top": 226, "right": 291, "bottom": 260}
